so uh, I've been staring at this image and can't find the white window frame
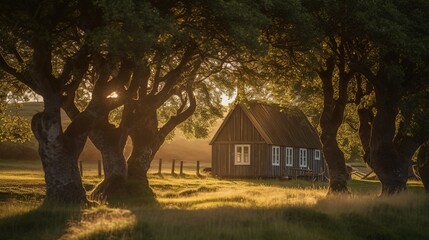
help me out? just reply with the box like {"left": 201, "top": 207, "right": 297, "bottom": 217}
{"left": 285, "top": 147, "right": 293, "bottom": 166}
{"left": 235, "top": 144, "right": 251, "bottom": 165}
{"left": 315, "top": 149, "right": 321, "bottom": 160}
{"left": 272, "top": 146, "right": 280, "bottom": 166}
{"left": 299, "top": 148, "right": 308, "bottom": 168}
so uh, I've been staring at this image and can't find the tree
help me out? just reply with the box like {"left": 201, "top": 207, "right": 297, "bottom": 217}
{"left": 56, "top": 0, "right": 269, "bottom": 203}
{"left": 0, "top": 0, "right": 122, "bottom": 204}
{"left": 263, "top": 0, "right": 364, "bottom": 193}
{"left": 120, "top": 0, "right": 268, "bottom": 201}
{"left": 350, "top": 0, "right": 429, "bottom": 194}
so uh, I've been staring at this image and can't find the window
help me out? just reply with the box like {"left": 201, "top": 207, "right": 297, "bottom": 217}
{"left": 315, "top": 149, "right": 321, "bottom": 160}
{"left": 285, "top": 147, "right": 293, "bottom": 166}
{"left": 272, "top": 146, "right": 280, "bottom": 166}
{"left": 235, "top": 144, "right": 250, "bottom": 165}
{"left": 299, "top": 148, "right": 307, "bottom": 168}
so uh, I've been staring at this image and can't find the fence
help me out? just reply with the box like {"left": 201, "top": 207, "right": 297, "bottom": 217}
{"left": 161, "top": 159, "right": 203, "bottom": 177}
{"left": 79, "top": 160, "right": 103, "bottom": 178}
{"left": 78, "top": 158, "right": 209, "bottom": 178}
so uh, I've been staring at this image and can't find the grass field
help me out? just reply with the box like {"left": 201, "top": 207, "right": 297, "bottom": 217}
{"left": 0, "top": 159, "right": 428, "bottom": 240}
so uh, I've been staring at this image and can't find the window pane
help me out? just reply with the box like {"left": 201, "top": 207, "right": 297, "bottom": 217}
{"left": 236, "top": 147, "right": 242, "bottom": 163}
{"left": 286, "top": 148, "right": 293, "bottom": 166}
{"left": 243, "top": 146, "right": 249, "bottom": 163}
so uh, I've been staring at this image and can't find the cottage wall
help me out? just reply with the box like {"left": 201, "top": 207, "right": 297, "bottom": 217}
{"left": 212, "top": 142, "right": 271, "bottom": 177}
{"left": 214, "top": 107, "right": 264, "bottom": 143}
{"left": 268, "top": 146, "right": 325, "bottom": 178}
{"left": 211, "top": 104, "right": 326, "bottom": 179}
{"left": 212, "top": 107, "right": 271, "bottom": 177}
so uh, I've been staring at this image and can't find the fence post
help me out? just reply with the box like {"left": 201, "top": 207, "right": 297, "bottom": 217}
{"left": 196, "top": 160, "right": 201, "bottom": 177}
{"left": 171, "top": 159, "right": 176, "bottom": 175}
{"left": 180, "top": 161, "right": 184, "bottom": 176}
{"left": 98, "top": 160, "right": 102, "bottom": 178}
{"left": 79, "top": 160, "right": 83, "bottom": 177}
{"left": 158, "top": 158, "right": 163, "bottom": 175}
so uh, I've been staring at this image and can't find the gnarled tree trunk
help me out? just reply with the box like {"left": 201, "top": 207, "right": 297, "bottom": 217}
{"left": 32, "top": 98, "right": 94, "bottom": 204}
{"left": 124, "top": 103, "right": 158, "bottom": 202}
{"left": 89, "top": 119, "right": 128, "bottom": 203}
{"left": 124, "top": 89, "right": 196, "bottom": 203}
{"left": 63, "top": 104, "right": 128, "bottom": 203}
{"left": 321, "top": 127, "right": 349, "bottom": 193}
{"left": 369, "top": 87, "right": 408, "bottom": 194}
{"left": 318, "top": 57, "right": 351, "bottom": 194}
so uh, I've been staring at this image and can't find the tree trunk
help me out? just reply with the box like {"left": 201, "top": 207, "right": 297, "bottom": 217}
{"left": 369, "top": 89, "right": 408, "bottom": 194}
{"left": 125, "top": 104, "right": 158, "bottom": 203}
{"left": 62, "top": 99, "right": 128, "bottom": 203}
{"left": 321, "top": 126, "right": 349, "bottom": 193}
{"left": 89, "top": 120, "right": 127, "bottom": 203}
{"left": 31, "top": 100, "right": 91, "bottom": 204}
{"left": 318, "top": 57, "right": 351, "bottom": 194}
{"left": 417, "top": 142, "right": 429, "bottom": 192}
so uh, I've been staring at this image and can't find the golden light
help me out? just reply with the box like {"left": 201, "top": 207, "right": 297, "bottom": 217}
{"left": 107, "top": 91, "right": 118, "bottom": 98}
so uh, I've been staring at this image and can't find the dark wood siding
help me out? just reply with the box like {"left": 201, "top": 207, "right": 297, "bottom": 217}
{"left": 212, "top": 106, "right": 269, "bottom": 177}
{"left": 213, "top": 145, "right": 326, "bottom": 178}
{"left": 214, "top": 107, "right": 265, "bottom": 143}
{"left": 212, "top": 143, "right": 230, "bottom": 176}
{"left": 211, "top": 103, "right": 326, "bottom": 179}
{"left": 280, "top": 147, "right": 326, "bottom": 178}
{"left": 212, "top": 142, "right": 270, "bottom": 177}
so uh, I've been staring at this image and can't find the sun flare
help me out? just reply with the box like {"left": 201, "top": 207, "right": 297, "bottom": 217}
{"left": 107, "top": 92, "right": 119, "bottom": 99}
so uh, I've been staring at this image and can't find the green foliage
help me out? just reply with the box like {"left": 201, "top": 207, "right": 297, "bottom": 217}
{"left": 351, "top": 0, "right": 429, "bottom": 145}
{"left": 353, "top": 0, "right": 429, "bottom": 61}
{"left": 89, "top": 0, "right": 168, "bottom": 60}
{"left": 0, "top": 109, "right": 32, "bottom": 143}
{"left": 0, "top": 77, "right": 33, "bottom": 143}
{"left": 399, "top": 89, "right": 429, "bottom": 141}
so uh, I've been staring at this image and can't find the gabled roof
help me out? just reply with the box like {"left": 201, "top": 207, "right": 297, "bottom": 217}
{"left": 210, "top": 102, "right": 322, "bottom": 149}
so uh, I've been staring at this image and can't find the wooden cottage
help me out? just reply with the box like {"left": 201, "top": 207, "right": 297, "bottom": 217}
{"left": 210, "top": 102, "right": 326, "bottom": 179}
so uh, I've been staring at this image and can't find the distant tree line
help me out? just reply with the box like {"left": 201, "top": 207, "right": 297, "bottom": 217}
{"left": 0, "top": 0, "right": 428, "bottom": 205}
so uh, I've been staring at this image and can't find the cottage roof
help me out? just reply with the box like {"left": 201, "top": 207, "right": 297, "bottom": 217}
{"left": 210, "top": 102, "right": 322, "bottom": 148}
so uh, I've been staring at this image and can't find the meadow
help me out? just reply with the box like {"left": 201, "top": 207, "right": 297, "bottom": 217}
{"left": 0, "top": 159, "right": 428, "bottom": 240}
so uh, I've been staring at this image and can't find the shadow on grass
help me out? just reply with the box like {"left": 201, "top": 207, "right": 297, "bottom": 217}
{"left": 0, "top": 203, "right": 81, "bottom": 240}
{"left": 76, "top": 184, "right": 157, "bottom": 240}
{"left": 74, "top": 202, "right": 429, "bottom": 240}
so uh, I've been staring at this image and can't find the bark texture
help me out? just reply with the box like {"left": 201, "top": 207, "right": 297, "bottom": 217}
{"left": 318, "top": 57, "right": 351, "bottom": 194}
{"left": 126, "top": 104, "right": 158, "bottom": 199}
{"left": 89, "top": 119, "right": 128, "bottom": 203}
{"left": 31, "top": 99, "right": 94, "bottom": 204}
{"left": 369, "top": 84, "right": 408, "bottom": 194}
{"left": 124, "top": 86, "right": 196, "bottom": 201}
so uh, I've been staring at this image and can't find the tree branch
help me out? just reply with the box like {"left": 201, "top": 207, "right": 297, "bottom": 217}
{"left": 0, "top": 52, "right": 42, "bottom": 94}
{"left": 152, "top": 45, "right": 197, "bottom": 100}
{"left": 349, "top": 62, "right": 377, "bottom": 85}
{"left": 149, "top": 62, "right": 162, "bottom": 96}
{"left": 158, "top": 83, "right": 197, "bottom": 139}
{"left": 58, "top": 46, "right": 90, "bottom": 86}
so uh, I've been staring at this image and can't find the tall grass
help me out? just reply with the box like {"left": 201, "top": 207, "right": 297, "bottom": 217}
{"left": 0, "top": 160, "right": 428, "bottom": 240}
